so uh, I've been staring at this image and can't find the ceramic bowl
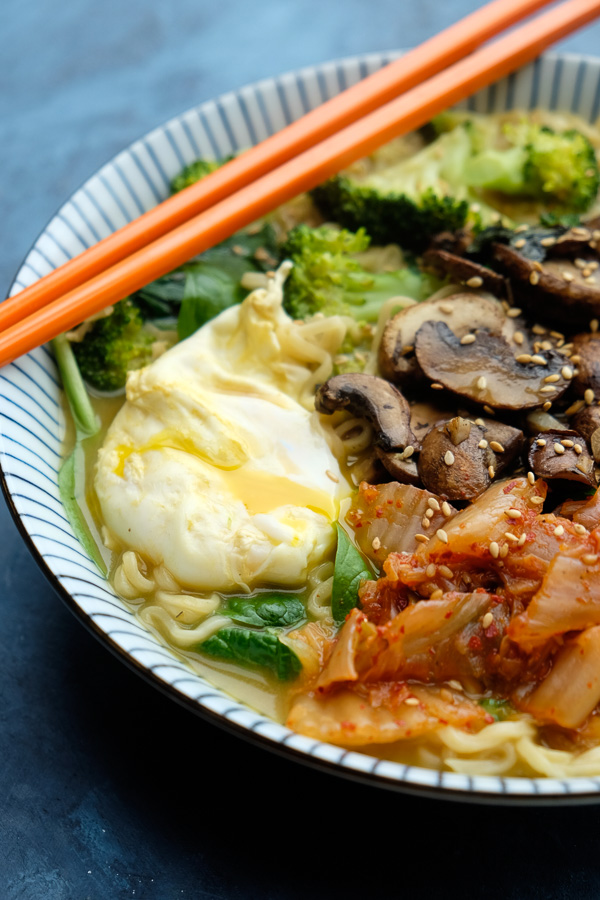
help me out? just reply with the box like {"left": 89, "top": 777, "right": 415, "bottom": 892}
{"left": 5, "top": 50, "right": 600, "bottom": 803}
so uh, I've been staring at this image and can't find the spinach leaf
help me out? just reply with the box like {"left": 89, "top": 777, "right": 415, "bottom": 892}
{"left": 331, "top": 523, "right": 372, "bottom": 626}
{"left": 177, "top": 225, "right": 279, "bottom": 340}
{"left": 479, "top": 698, "right": 514, "bottom": 721}
{"left": 222, "top": 593, "right": 305, "bottom": 628}
{"left": 199, "top": 628, "right": 302, "bottom": 680}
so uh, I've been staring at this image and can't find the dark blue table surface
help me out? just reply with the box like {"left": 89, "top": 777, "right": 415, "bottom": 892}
{"left": 5, "top": 2, "right": 600, "bottom": 897}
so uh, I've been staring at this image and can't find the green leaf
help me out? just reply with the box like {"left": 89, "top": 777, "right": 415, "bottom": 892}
{"left": 52, "top": 335, "right": 106, "bottom": 574}
{"left": 57, "top": 445, "right": 107, "bottom": 575}
{"left": 221, "top": 593, "right": 305, "bottom": 627}
{"left": 479, "top": 698, "right": 514, "bottom": 721}
{"left": 199, "top": 628, "right": 302, "bottom": 680}
{"left": 331, "top": 524, "right": 372, "bottom": 626}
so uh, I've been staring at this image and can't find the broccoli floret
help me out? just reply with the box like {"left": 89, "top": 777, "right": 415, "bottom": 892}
{"left": 311, "top": 126, "right": 484, "bottom": 251}
{"left": 282, "top": 224, "right": 441, "bottom": 323}
{"left": 73, "top": 299, "right": 155, "bottom": 392}
{"left": 170, "top": 156, "right": 232, "bottom": 194}
{"left": 465, "top": 124, "right": 599, "bottom": 212}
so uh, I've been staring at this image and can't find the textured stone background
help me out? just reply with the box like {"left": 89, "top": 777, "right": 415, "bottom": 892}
{"left": 4, "top": 1, "right": 600, "bottom": 897}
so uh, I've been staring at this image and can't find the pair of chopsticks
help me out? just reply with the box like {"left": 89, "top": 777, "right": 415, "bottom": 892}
{"left": 3, "top": 0, "right": 600, "bottom": 369}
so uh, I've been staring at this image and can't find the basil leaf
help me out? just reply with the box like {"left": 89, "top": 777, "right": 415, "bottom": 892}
{"left": 332, "top": 524, "right": 371, "bottom": 625}
{"left": 222, "top": 593, "right": 305, "bottom": 627}
{"left": 199, "top": 628, "right": 302, "bottom": 680}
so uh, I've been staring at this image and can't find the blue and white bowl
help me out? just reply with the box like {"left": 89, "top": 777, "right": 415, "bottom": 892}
{"left": 5, "top": 50, "right": 600, "bottom": 804}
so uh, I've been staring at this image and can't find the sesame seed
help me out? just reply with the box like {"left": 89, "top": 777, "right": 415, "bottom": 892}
{"left": 448, "top": 680, "right": 463, "bottom": 691}
{"left": 574, "top": 444, "right": 583, "bottom": 455}
{"left": 489, "top": 541, "right": 500, "bottom": 558}
{"left": 404, "top": 697, "right": 420, "bottom": 706}
{"left": 566, "top": 399, "right": 585, "bottom": 416}
{"left": 488, "top": 465, "right": 496, "bottom": 479}
{"left": 506, "top": 508, "right": 522, "bottom": 519}
{"left": 529, "top": 270, "right": 540, "bottom": 286}
{"left": 371, "top": 536, "right": 381, "bottom": 550}
{"left": 527, "top": 472, "right": 535, "bottom": 485}
{"left": 561, "top": 439, "right": 574, "bottom": 448}
{"left": 426, "top": 563, "right": 436, "bottom": 577}
{"left": 415, "top": 533, "right": 429, "bottom": 543}
{"left": 573, "top": 227, "right": 591, "bottom": 238}
{"left": 562, "top": 271, "right": 574, "bottom": 282}
{"left": 425, "top": 508, "right": 434, "bottom": 519}
{"left": 507, "top": 307, "right": 522, "bottom": 318}
{"left": 550, "top": 331, "right": 564, "bottom": 340}
{"left": 474, "top": 418, "right": 485, "bottom": 426}
{"left": 515, "top": 224, "right": 529, "bottom": 233}
{"left": 530, "top": 496, "right": 544, "bottom": 505}
{"left": 593, "top": 230, "right": 600, "bottom": 240}
{"left": 429, "top": 589, "right": 444, "bottom": 600}
{"left": 460, "top": 333, "right": 476, "bottom": 345}
{"left": 531, "top": 355, "right": 547, "bottom": 365}
{"left": 476, "top": 376, "right": 487, "bottom": 391}
{"left": 436, "top": 528, "right": 449, "bottom": 543}
{"left": 326, "top": 470, "right": 339, "bottom": 483}
{"left": 505, "top": 532, "right": 519, "bottom": 542}
{"left": 513, "top": 331, "right": 524, "bottom": 345}
{"left": 466, "top": 276, "right": 483, "bottom": 288}
{"left": 489, "top": 441, "right": 505, "bottom": 453}
{"left": 542, "top": 401, "right": 553, "bottom": 411}
{"left": 554, "top": 443, "right": 565, "bottom": 454}
{"left": 583, "top": 554, "right": 599, "bottom": 566}
{"left": 403, "top": 445, "right": 415, "bottom": 459}
{"left": 444, "top": 450, "right": 455, "bottom": 466}
{"left": 516, "top": 353, "right": 533, "bottom": 363}
{"left": 585, "top": 389, "right": 595, "bottom": 405}
{"left": 478, "top": 439, "right": 488, "bottom": 449}
{"left": 439, "top": 302, "right": 453, "bottom": 314}
{"left": 421, "top": 518, "right": 430, "bottom": 530}
{"left": 540, "top": 386, "right": 556, "bottom": 394}
{"left": 571, "top": 355, "right": 582, "bottom": 364}
{"left": 518, "top": 534, "right": 527, "bottom": 546}
{"left": 575, "top": 258, "right": 588, "bottom": 269}
{"left": 574, "top": 523, "right": 587, "bottom": 535}
{"left": 441, "top": 501, "right": 452, "bottom": 518}
{"left": 583, "top": 268, "right": 593, "bottom": 278}
{"left": 439, "top": 565, "right": 453, "bottom": 578}
{"left": 428, "top": 498, "right": 440, "bottom": 511}
{"left": 532, "top": 324, "right": 546, "bottom": 335}
{"left": 536, "top": 439, "right": 547, "bottom": 447}
{"left": 540, "top": 341, "right": 553, "bottom": 351}
{"left": 554, "top": 525, "right": 565, "bottom": 537}
{"left": 540, "top": 236, "right": 557, "bottom": 247}
{"left": 592, "top": 319, "right": 600, "bottom": 332}
{"left": 482, "top": 612, "right": 494, "bottom": 628}
{"left": 562, "top": 366, "right": 573, "bottom": 380}
{"left": 431, "top": 382, "right": 444, "bottom": 390}
{"left": 544, "top": 374, "right": 560, "bottom": 383}
{"left": 514, "top": 238, "right": 527, "bottom": 249}
{"left": 483, "top": 405, "right": 496, "bottom": 416}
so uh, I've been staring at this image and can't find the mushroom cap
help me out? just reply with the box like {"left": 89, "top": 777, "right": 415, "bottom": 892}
{"left": 571, "top": 332, "right": 600, "bottom": 398}
{"left": 378, "top": 292, "right": 506, "bottom": 387}
{"left": 422, "top": 248, "right": 506, "bottom": 297}
{"left": 572, "top": 405, "right": 600, "bottom": 447}
{"left": 315, "top": 373, "right": 414, "bottom": 453}
{"left": 414, "top": 321, "right": 570, "bottom": 411}
{"left": 492, "top": 242, "right": 600, "bottom": 326}
{"left": 528, "top": 430, "right": 596, "bottom": 487}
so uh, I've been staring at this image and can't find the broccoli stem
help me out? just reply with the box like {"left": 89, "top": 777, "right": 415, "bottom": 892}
{"left": 52, "top": 334, "right": 99, "bottom": 438}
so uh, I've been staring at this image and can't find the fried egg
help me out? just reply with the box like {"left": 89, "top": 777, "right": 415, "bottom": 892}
{"left": 95, "top": 266, "right": 350, "bottom": 592}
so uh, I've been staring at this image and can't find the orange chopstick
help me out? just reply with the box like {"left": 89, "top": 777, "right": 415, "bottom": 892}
{"left": 1, "top": 0, "right": 554, "bottom": 333}
{"left": 1, "top": 0, "right": 599, "bottom": 368}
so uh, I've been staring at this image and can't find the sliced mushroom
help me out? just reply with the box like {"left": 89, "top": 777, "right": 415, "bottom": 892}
{"left": 315, "top": 373, "right": 414, "bottom": 452}
{"left": 572, "top": 405, "right": 600, "bottom": 450}
{"left": 378, "top": 293, "right": 506, "bottom": 387}
{"left": 422, "top": 248, "right": 506, "bottom": 297}
{"left": 375, "top": 448, "right": 421, "bottom": 486}
{"left": 492, "top": 242, "right": 600, "bottom": 326}
{"left": 571, "top": 332, "right": 600, "bottom": 398}
{"left": 414, "top": 322, "right": 570, "bottom": 411}
{"left": 528, "top": 430, "right": 596, "bottom": 487}
{"left": 417, "top": 418, "right": 523, "bottom": 501}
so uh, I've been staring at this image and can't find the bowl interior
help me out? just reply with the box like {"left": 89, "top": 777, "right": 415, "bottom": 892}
{"left": 5, "top": 50, "right": 600, "bottom": 802}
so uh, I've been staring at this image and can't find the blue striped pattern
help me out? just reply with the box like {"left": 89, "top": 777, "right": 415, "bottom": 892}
{"left": 4, "top": 51, "right": 600, "bottom": 803}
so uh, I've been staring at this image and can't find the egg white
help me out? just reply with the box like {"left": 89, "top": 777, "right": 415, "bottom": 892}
{"left": 95, "top": 267, "right": 350, "bottom": 593}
